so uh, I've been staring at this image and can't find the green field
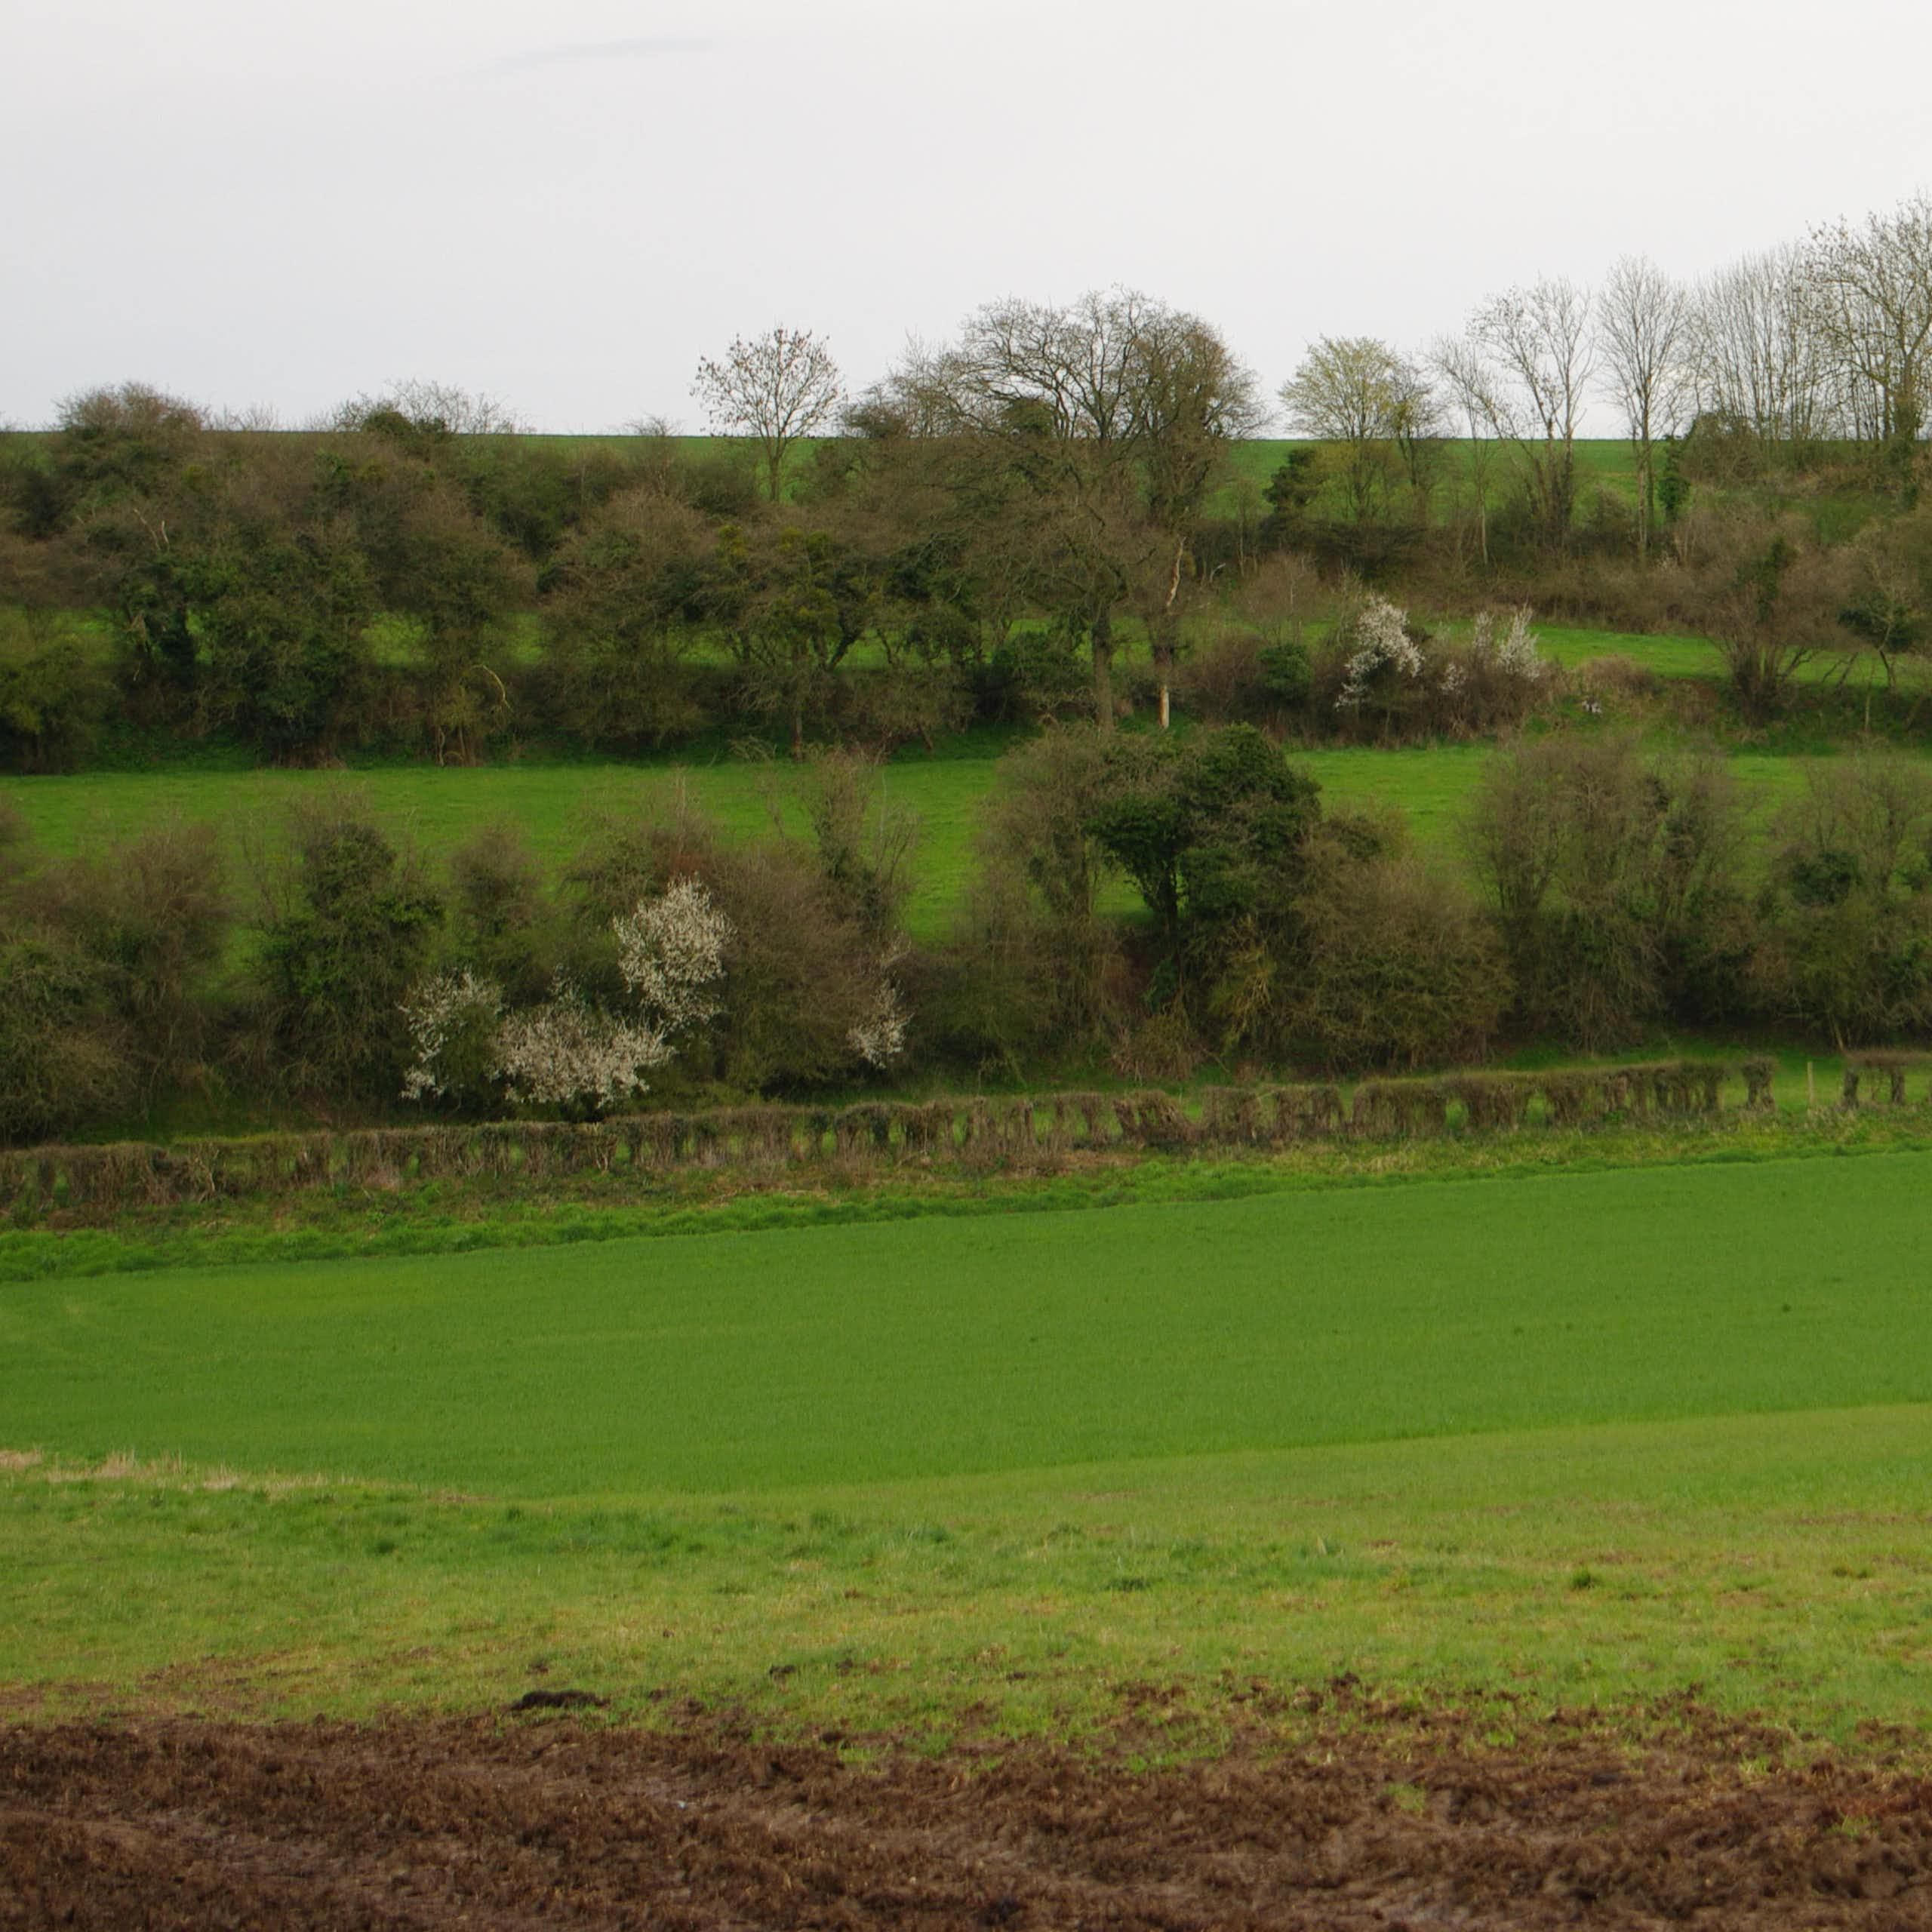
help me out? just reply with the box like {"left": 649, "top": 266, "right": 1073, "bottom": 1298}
{"left": 505, "top": 433, "right": 1646, "bottom": 518}
{"left": 7, "top": 1146, "right": 1932, "bottom": 1740}
{"left": 0, "top": 724, "right": 1894, "bottom": 939}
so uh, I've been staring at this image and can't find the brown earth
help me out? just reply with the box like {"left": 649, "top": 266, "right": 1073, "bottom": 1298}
{"left": 3, "top": 1702, "right": 1930, "bottom": 1930}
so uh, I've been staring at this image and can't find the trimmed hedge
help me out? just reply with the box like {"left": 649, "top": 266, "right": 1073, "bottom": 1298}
{"left": 2, "top": 1057, "right": 1774, "bottom": 1214}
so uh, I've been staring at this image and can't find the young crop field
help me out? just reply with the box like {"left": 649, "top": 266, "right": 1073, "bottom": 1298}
{"left": 7, "top": 1146, "right": 1932, "bottom": 1746}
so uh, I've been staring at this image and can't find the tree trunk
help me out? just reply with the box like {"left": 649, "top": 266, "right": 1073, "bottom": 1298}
{"left": 1155, "top": 542, "right": 1185, "bottom": 730}
{"left": 1091, "top": 607, "right": 1115, "bottom": 730}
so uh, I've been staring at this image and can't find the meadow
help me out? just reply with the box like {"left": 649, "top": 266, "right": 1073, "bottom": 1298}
{"left": 7, "top": 1143, "right": 1932, "bottom": 1741}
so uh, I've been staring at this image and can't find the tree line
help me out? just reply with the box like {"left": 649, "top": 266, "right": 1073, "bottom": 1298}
{"left": 3, "top": 192, "right": 1932, "bottom": 768}
{"left": 7, "top": 728, "right": 1932, "bottom": 1146}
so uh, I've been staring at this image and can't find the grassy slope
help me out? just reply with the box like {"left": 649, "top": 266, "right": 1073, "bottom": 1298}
{"left": 7, "top": 1146, "right": 1932, "bottom": 1739}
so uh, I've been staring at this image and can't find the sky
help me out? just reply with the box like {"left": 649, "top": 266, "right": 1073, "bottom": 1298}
{"left": 5, "top": 0, "right": 1930, "bottom": 433}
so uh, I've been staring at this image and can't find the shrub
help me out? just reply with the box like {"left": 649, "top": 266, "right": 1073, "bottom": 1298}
{"left": 24, "top": 818, "right": 231, "bottom": 1103}
{"left": 939, "top": 727, "right": 1127, "bottom": 1063}
{"left": 1287, "top": 838, "right": 1506, "bottom": 1071}
{"left": 0, "top": 638, "right": 110, "bottom": 771}
{"left": 1755, "top": 753, "right": 1932, "bottom": 1039}
{"left": 1316, "top": 595, "right": 1552, "bottom": 743}
{"left": 251, "top": 798, "right": 444, "bottom": 1098}
{"left": 448, "top": 821, "right": 558, "bottom": 1004}
{"left": 0, "top": 932, "right": 127, "bottom": 1143}
{"left": 406, "top": 878, "right": 736, "bottom": 1114}
{"left": 1466, "top": 734, "right": 1751, "bottom": 1044}
{"left": 566, "top": 800, "right": 906, "bottom": 1091}
{"left": 539, "top": 489, "right": 707, "bottom": 749}
{"left": 1087, "top": 724, "right": 1321, "bottom": 968}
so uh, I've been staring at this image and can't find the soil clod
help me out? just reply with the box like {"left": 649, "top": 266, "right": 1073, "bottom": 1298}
{"left": 2, "top": 1711, "right": 1929, "bottom": 1927}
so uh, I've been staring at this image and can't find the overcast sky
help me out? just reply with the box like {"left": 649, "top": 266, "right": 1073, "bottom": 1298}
{"left": 5, "top": 0, "right": 1929, "bottom": 432}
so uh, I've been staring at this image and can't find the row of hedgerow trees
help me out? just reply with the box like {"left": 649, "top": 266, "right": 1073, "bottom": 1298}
{"left": 8, "top": 195, "right": 1932, "bottom": 770}
{"left": 5, "top": 373, "right": 1931, "bottom": 774}
{"left": 7, "top": 728, "right": 1932, "bottom": 1146}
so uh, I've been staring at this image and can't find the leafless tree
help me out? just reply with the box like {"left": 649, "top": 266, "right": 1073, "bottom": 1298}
{"left": 328, "top": 380, "right": 528, "bottom": 437}
{"left": 1134, "top": 306, "right": 1265, "bottom": 722}
{"left": 844, "top": 335, "right": 957, "bottom": 440}
{"left": 1596, "top": 257, "right": 1696, "bottom": 555}
{"left": 1431, "top": 334, "right": 1506, "bottom": 567}
{"left": 1460, "top": 278, "right": 1595, "bottom": 550}
{"left": 691, "top": 328, "right": 845, "bottom": 502}
{"left": 1803, "top": 195, "right": 1932, "bottom": 485}
{"left": 1690, "top": 246, "right": 1829, "bottom": 452}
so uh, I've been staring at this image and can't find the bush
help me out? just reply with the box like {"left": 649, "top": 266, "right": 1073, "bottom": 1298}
{"left": 1287, "top": 836, "right": 1506, "bottom": 1071}
{"left": 939, "top": 727, "right": 1127, "bottom": 1063}
{"left": 1172, "top": 626, "right": 1310, "bottom": 724}
{"left": 565, "top": 798, "right": 906, "bottom": 1092}
{"left": 448, "top": 821, "right": 558, "bottom": 1004}
{"left": 538, "top": 489, "right": 707, "bottom": 749}
{"left": 0, "top": 638, "right": 110, "bottom": 771}
{"left": 1466, "top": 734, "right": 1752, "bottom": 1044}
{"left": 0, "top": 932, "right": 127, "bottom": 1143}
{"left": 1755, "top": 753, "right": 1932, "bottom": 1040}
{"left": 250, "top": 798, "right": 445, "bottom": 1098}
{"left": 1315, "top": 596, "right": 1554, "bottom": 743}
{"left": 23, "top": 818, "right": 231, "bottom": 1102}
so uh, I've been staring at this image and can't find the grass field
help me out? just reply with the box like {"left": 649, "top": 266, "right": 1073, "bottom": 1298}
{"left": 6, "top": 1144, "right": 1932, "bottom": 1741}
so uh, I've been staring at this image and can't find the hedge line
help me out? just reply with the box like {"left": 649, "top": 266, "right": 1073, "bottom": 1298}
{"left": 0, "top": 1057, "right": 1780, "bottom": 1214}
{"left": 1840, "top": 1051, "right": 1932, "bottom": 1107}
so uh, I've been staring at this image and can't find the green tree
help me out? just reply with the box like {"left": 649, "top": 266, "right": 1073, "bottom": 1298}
{"left": 253, "top": 800, "right": 444, "bottom": 1097}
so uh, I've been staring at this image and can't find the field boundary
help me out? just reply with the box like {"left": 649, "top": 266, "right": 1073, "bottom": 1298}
{"left": 0, "top": 1057, "right": 1806, "bottom": 1214}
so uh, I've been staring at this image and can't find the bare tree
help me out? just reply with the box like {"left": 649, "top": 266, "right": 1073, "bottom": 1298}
{"left": 1804, "top": 195, "right": 1932, "bottom": 488}
{"left": 1461, "top": 278, "right": 1595, "bottom": 550}
{"left": 844, "top": 334, "right": 957, "bottom": 439}
{"left": 1596, "top": 257, "right": 1696, "bottom": 556}
{"left": 692, "top": 328, "right": 845, "bottom": 502}
{"left": 328, "top": 380, "right": 528, "bottom": 437}
{"left": 1431, "top": 334, "right": 1506, "bottom": 567}
{"left": 1690, "top": 246, "right": 1829, "bottom": 454}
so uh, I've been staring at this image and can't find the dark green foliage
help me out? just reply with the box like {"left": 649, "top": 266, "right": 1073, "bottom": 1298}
{"left": 540, "top": 490, "right": 706, "bottom": 749}
{"left": 253, "top": 799, "right": 444, "bottom": 1097}
{"left": 26, "top": 820, "right": 230, "bottom": 1103}
{"left": 1258, "top": 640, "right": 1312, "bottom": 705}
{"left": 188, "top": 514, "right": 375, "bottom": 755}
{"left": 1088, "top": 724, "right": 1320, "bottom": 951}
{"left": 0, "top": 638, "right": 109, "bottom": 770}
{"left": 0, "top": 932, "right": 126, "bottom": 1143}
{"left": 448, "top": 822, "right": 557, "bottom": 1004}
{"left": 1756, "top": 754, "right": 1932, "bottom": 1041}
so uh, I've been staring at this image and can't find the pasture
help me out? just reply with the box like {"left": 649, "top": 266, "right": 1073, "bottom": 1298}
{"left": 7, "top": 1146, "right": 1932, "bottom": 1739}
{"left": 0, "top": 648, "right": 1897, "bottom": 942}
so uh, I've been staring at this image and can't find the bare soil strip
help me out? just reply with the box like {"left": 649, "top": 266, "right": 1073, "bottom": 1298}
{"left": 3, "top": 1709, "right": 1929, "bottom": 1929}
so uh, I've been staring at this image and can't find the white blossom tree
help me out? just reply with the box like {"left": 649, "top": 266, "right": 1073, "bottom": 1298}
{"left": 403, "top": 878, "right": 735, "bottom": 1113}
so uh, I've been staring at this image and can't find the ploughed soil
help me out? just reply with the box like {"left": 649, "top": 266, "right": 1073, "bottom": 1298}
{"left": 4, "top": 1703, "right": 1930, "bottom": 1929}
